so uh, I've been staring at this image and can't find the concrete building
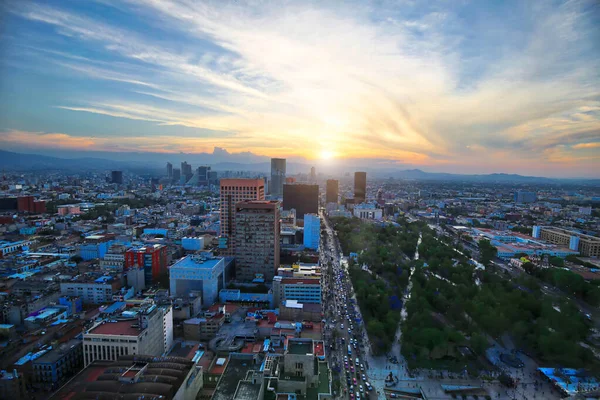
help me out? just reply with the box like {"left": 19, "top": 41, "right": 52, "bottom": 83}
{"left": 78, "top": 234, "right": 115, "bottom": 260}
{"left": 514, "top": 190, "right": 537, "bottom": 203}
{"left": 219, "top": 178, "right": 265, "bottom": 253}
{"left": 535, "top": 226, "right": 600, "bottom": 257}
{"left": 111, "top": 170, "right": 123, "bottom": 184}
{"left": 181, "top": 161, "right": 193, "bottom": 183}
{"left": 303, "top": 213, "right": 320, "bottom": 250}
{"left": 282, "top": 184, "right": 318, "bottom": 220}
{"left": 325, "top": 179, "right": 338, "bottom": 204}
{"left": 60, "top": 275, "right": 122, "bottom": 304}
{"left": 82, "top": 303, "right": 172, "bottom": 366}
{"left": 32, "top": 339, "right": 83, "bottom": 391}
{"left": 353, "top": 203, "right": 383, "bottom": 220}
{"left": 234, "top": 201, "right": 280, "bottom": 282}
{"left": 48, "top": 355, "right": 204, "bottom": 400}
{"left": 354, "top": 171, "right": 367, "bottom": 204}
{"left": 124, "top": 244, "right": 168, "bottom": 285}
{"left": 166, "top": 162, "right": 173, "bottom": 178}
{"left": 270, "top": 158, "right": 286, "bottom": 197}
{"left": 272, "top": 276, "right": 321, "bottom": 306}
{"left": 169, "top": 254, "right": 226, "bottom": 307}
{"left": 283, "top": 338, "right": 319, "bottom": 388}
{"left": 0, "top": 370, "right": 26, "bottom": 400}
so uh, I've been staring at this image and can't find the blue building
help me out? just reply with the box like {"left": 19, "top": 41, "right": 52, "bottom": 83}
{"left": 514, "top": 191, "right": 537, "bottom": 203}
{"left": 78, "top": 235, "right": 114, "bottom": 260}
{"left": 32, "top": 339, "right": 83, "bottom": 391}
{"left": 169, "top": 253, "right": 225, "bottom": 307}
{"left": 303, "top": 213, "right": 320, "bottom": 250}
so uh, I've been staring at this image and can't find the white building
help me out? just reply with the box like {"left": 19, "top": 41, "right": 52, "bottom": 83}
{"left": 353, "top": 203, "right": 383, "bottom": 220}
{"left": 169, "top": 253, "right": 225, "bottom": 307}
{"left": 82, "top": 303, "right": 173, "bottom": 366}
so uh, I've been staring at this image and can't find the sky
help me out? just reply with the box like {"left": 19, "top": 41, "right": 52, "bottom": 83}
{"left": 0, "top": 0, "right": 599, "bottom": 177}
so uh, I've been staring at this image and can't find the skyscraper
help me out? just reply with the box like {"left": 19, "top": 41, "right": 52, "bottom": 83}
{"left": 303, "top": 213, "right": 320, "bottom": 250}
{"left": 234, "top": 200, "right": 280, "bottom": 282}
{"left": 283, "top": 183, "right": 318, "bottom": 220}
{"left": 181, "top": 161, "right": 193, "bottom": 183}
{"left": 172, "top": 168, "right": 181, "bottom": 183}
{"left": 326, "top": 179, "right": 338, "bottom": 204}
{"left": 309, "top": 166, "right": 316, "bottom": 183}
{"left": 188, "top": 165, "right": 211, "bottom": 186}
{"left": 219, "top": 179, "right": 265, "bottom": 252}
{"left": 166, "top": 162, "right": 173, "bottom": 179}
{"left": 354, "top": 171, "right": 366, "bottom": 204}
{"left": 270, "top": 158, "right": 286, "bottom": 197}
{"left": 111, "top": 170, "right": 123, "bottom": 184}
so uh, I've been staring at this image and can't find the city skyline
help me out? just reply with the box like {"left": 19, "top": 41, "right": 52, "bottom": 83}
{"left": 0, "top": 0, "right": 599, "bottom": 177}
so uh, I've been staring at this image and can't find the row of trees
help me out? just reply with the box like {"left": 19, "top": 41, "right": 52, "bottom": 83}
{"left": 331, "top": 217, "right": 425, "bottom": 354}
{"left": 402, "top": 231, "right": 600, "bottom": 375}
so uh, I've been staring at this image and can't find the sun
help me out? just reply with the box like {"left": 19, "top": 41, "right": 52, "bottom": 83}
{"left": 319, "top": 149, "right": 335, "bottom": 160}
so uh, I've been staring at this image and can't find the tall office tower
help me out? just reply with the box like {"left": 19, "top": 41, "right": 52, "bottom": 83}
{"left": 282, "top": 183, "right": 318, "bottom": 220}
{"left": 270, "top": 158, "right": 286, "bottom": 197}
{"left": 326, "top": 179, "right": 339, "bottom": 204}
{"left": 354, "top": 171, "right": 367, "bottom": 204}
{"left": 208, "top": 170, "right": 218, "bottom": 185}
{"left": 234, "top": 201, "right": 280, "bottom": 282}
{"left": 181, "top": 161, "right": 193, "bottom": 183}
{"left": 219, "top": 179, "right": 265, "bottom": 252}
{"left": 514, "top": 191, "right": 537, "bottom": 204}
{"left": 303, "top": 213, "right": 320, "bottom": 250}
{"left": 309, "top": 166, "right": 316, "bottom": 183}
{"left": 188, "top": 165, "right": 211, "bottom": 186}
{"left": 172, "top": 168, "right": 181, "bottom": 183}
{"left": 166, "top": 162, "right": 173, "bottom": 178}
{"left": 111, "top": 170, "right": 123, "bottom": 184}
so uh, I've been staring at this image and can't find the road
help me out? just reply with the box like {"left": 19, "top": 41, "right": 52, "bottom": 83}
{"left": 321, "top": 213, "right": 376, "bottom": 400}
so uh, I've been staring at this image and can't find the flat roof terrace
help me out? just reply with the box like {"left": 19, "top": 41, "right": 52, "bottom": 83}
{"left": 288, "top": 340, "right": 313, "bottom": 355}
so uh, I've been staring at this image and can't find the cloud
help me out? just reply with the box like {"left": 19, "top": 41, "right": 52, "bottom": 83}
{"left": 3, "top": 0, "right": 600, "bottom": 176}
{"left": 573, "top": 142, "right": 600, "bottom": 149}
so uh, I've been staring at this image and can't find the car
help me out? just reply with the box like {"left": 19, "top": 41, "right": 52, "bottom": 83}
{"left": 350, "top": 365, "right": 354, "bottom": 372}
{"left": 390, "top": 394, "right": 398, "bottom": 398}
{"left": 353, "top": 378, "right": 357, "bottom": 385}
{"left": 359, "top": 385, "right": 364, "bottom": 393}
{"left": 365, "top": 382, "right": 373, "bottom": 391}
{"left": 362, "top": 374, "right": 367, "bottom": 381}
{"left": 360, "top": 364, "right": 364, "bottom": 371}
{"left": 355, "top": 357, "right": 360, "bottom": 364}
{"left": 341, "top": 324, "right": 344, "bottom": 329}
{"left": 349, "top": 394, "right": 354, "bottom": 400}
{"left": 347, "top": 378, "right": 351, "bottom": 385}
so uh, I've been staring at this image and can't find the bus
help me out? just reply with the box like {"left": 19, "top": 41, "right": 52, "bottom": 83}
{"left": 348, "top": 345, "right": 352, "bottom": 355}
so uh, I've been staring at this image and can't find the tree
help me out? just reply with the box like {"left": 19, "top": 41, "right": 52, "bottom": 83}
{"left": 478, "top": 239, "right": 497, "bottom": 267}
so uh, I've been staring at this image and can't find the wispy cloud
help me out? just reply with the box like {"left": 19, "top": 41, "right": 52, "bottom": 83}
{"left": 3, "top": 0, "right": 599, "bottom": 176}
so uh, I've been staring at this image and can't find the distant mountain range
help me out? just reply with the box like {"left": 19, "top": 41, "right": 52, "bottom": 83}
{"left": 0, "top": 150, "right": 598, "bottom": 184}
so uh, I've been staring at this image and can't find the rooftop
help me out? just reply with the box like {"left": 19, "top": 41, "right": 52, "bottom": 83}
{"left": 234, "top": 379, "right": 262, "bottom": 400}
{"left": 88, "top": 320, "right": 141, "bottom": 336}
{"left": 170, "top": 254, "right": 224, "bottom": 270}
{"left": 212, "top": 355, "right": 258, "bottom": 400}
{"left": 49, "top": 355, "right": 196, "bottom": 400}
{"left": 34, "top": 339, "right": 82, "bottom": 364}
{"left": 287, "top": 339, "right": 313, "bottom": 355}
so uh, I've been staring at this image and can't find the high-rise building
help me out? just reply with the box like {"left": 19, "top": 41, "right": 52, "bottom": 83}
{"left": 309, "top": 166, "right": 316, "bottom": 183}
{"left": 181, "top": 161, "right": 193, "bottom": 183}
{"left": 354, "top": 171, "right": 367, "bottom": 204}
{"left": 303, "top": 213, "right": 320, "bottom": 250}
{"left": 187, "top": 165, "right": 211, "bottom": 186}
{"left": 172, "top": 168, "right": 181, "bottom": 182}
{"left": 124, "top": 244, "right": 168, "bottom": 285}
{"left": 111, "top": 170, "right": 123, "bottom": 184}
{"left": 234, "top": 201, "right": 280, "bottom": 282}
{"left": 514, "top": 191, "right": 537, "bottom": 203}
{"left": 270, "top": 158, "right": 286, "bottom": 197}
{"left": 326, "top": 179, "right": 338, "bottom": 204}
{"left": 219, "top": 179, "right": 265, "bottom": 252}
{"left": 166, "top": 162, "right": 173, "bottom": 178}
{"left": 170, "top": 253, "right": 225, "bottom": 307}
{"left": 283, "top": 184, "right": 318, "bottom": 220}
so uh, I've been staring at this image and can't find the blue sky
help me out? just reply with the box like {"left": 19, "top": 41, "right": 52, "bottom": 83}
{"left": 0, "top": 0, "right": 599, "bottom": 177}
